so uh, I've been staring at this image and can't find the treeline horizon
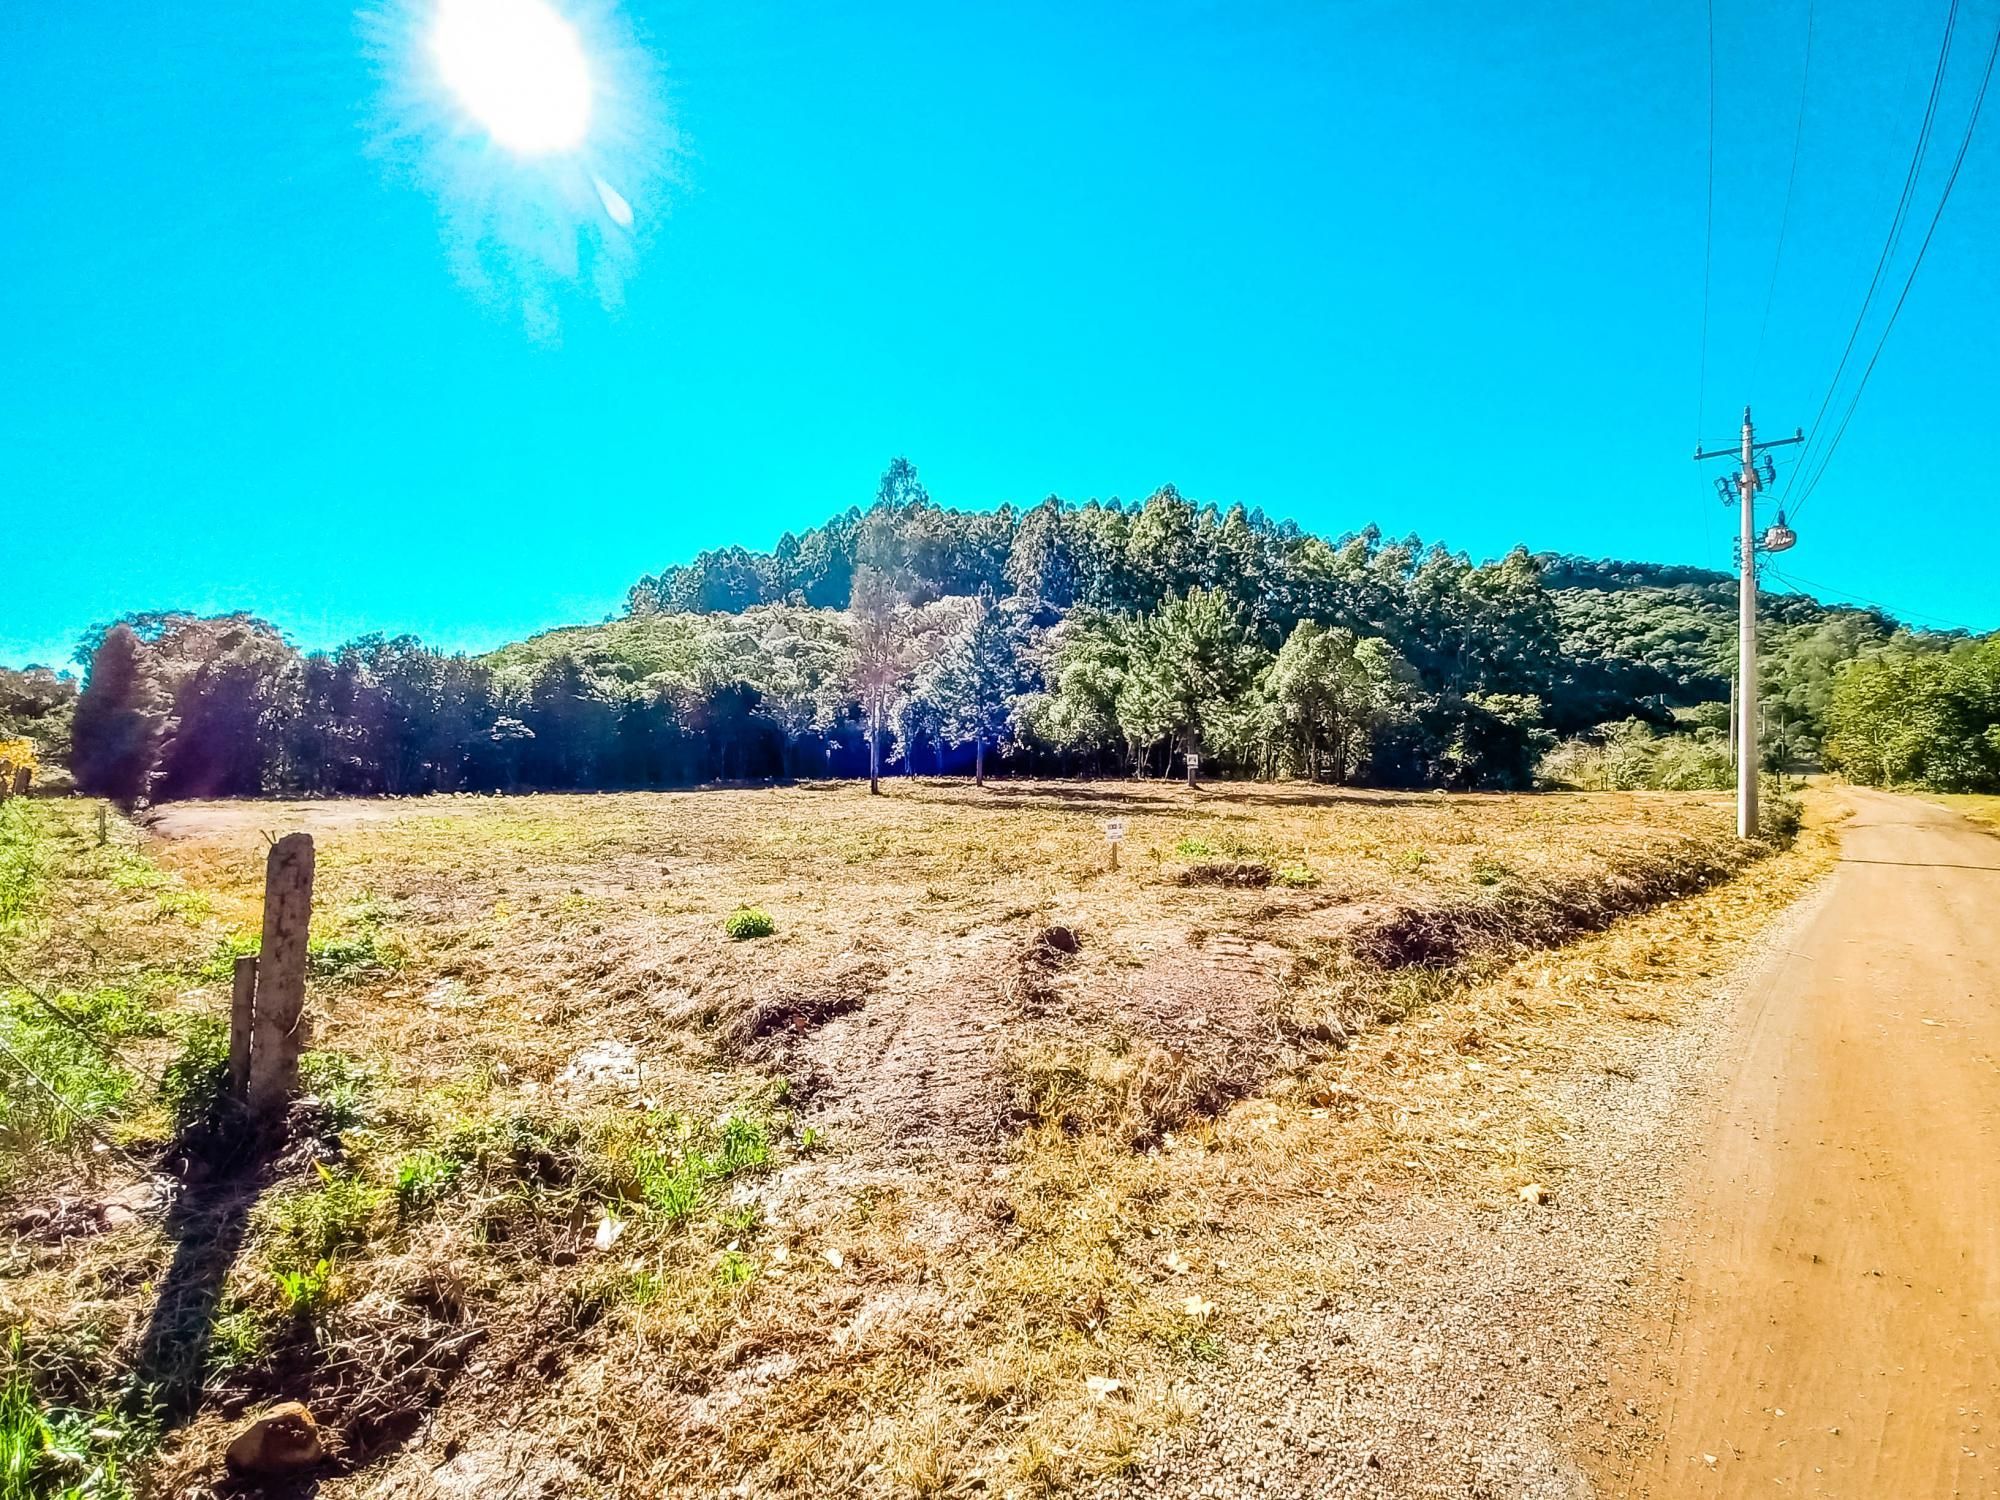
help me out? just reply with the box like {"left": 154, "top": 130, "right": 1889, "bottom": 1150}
{"left": 6, "top": 465, "right": 1995, "bottom": 804}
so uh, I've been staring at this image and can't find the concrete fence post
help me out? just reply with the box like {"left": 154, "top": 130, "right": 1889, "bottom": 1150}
{"left": 229, "top": 954, "right": 258, "bottom": 1102}
{"left": 246, "top": 833, "right": 315, "bottom": 1121}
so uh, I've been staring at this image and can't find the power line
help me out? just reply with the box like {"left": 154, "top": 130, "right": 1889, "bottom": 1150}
{"left": 1784, "top": 0, "right": 1963, "bottom": 500}
{"left": 1764, "top": 563, "right": 1980, "bottom": 633}
{"left": 1789, "top": 12, "right": 2000, "bottom": 518}
{"left": 1750, "top": 0, "right": 1817, "bottom": 390}
{"left": 1696, "top": 0, "right": 1718, "bottom": 447}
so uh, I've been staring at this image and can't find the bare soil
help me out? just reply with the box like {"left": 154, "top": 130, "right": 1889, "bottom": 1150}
{"left": 1591, "top": 790, "right": 2000, "bottom": 1498}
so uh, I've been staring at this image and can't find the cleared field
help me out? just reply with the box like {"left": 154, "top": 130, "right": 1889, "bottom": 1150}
{"left": 1, "top": 781, "right": 1778, "bottom": 1496}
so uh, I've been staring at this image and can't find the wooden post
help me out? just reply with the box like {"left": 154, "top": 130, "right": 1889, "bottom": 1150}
{"left": 246, "top": 833, "right": 315, "bottom": 1120}
{"left": 0, "top": 761, "right": 13, "bottom": 803}
{"left": 228, "top": 954, "right": 258, "bottom": 1102}
{"left": 10, "top": 767, "right": 26, "bottom": 798}
{"left": 97, "top": 805, "right": 109, "bottom": 845}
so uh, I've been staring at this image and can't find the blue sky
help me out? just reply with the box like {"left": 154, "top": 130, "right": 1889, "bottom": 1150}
{"left": 3, "top": 0, "right": 1995, "bottom": 670}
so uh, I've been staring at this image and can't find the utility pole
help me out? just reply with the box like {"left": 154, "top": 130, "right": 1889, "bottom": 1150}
{"left": 1696, "top": 407, "right": 1801, "bottom": 839}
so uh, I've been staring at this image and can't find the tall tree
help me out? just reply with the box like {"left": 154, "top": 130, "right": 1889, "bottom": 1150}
{"left": 846, "top": 565, "right": 908, "bottom": 794}
{"left": 1267, "top": 622, "right": 1410, "bottom": 783}
{"left": 70, "top": 625, "right": 160, "bottom": 806}
{"left": 1120, "top": 589, "right": 1266, "bottom": 786}
{"left": 928, "top": 590, "right": 1021, "bottom": 785}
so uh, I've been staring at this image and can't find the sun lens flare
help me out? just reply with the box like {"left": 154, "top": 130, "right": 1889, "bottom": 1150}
{"left": 430, "top": 0, "right": 592, "bottom": 155}
{"left": 366, "top": 0, "right": 673, "bottom": 333}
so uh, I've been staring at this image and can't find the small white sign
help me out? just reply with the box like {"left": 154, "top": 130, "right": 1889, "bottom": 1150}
{"left": 1104, "top": 819, "right": 1127, "bottom": 844}
{"left": 1185, "top": 753, "right": 1201, "bottom": 769}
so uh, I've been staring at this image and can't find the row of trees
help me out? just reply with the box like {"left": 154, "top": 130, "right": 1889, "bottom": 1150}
{"left": 1824, "top": 636, "right": 2000, "bottom": 792}
{"left": 54, "top": 585, "right": 1555, "bottom": 805}
{"left": 27, "top": 462, "right": 1992, "bottom": 803}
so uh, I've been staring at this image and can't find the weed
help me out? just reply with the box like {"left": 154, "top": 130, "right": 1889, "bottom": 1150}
{"left": 158, "top": 1016, "right": 230, "bottom": 1132}
{"left": 0, "top": 1341, "right": 132, "bottom": 1500}
{"left": 626, "top": 1269, "right": 666, "bottom": 1306}
{"left": 714, "top": 1249, "right": 756, "bottom": 1288}
{"left": 273, "top": 1259, "right": 339, "bottom": 1321}
{"left": 628, "top": 1112, "right": 772, "bottom": 1223}
{"left": 299, "top": 1050, "right": 376, "bottom": 1131}
{"left": 724, "top": 907, "right": 776, "bottom": 941}
{"left": 439, "top": 1111, "right": 590, "bottom": 1189}
{"left": 1172, "top": 836, "right": 1217, "bottom": 858}
{"left": 1274, "top": 862, "right": 1320, "bottom": 888}
{"left": 205, "top": 1309, "right": 267, "bottom": 1375}
{"left": 393, "top": 1149, "right": 463, "bottom": 1219}
{"left": 265, "top": 1166, "right": 386, "bottom": 1272}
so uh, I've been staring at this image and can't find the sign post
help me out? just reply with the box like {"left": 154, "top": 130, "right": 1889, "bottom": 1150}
{"left": 1104, "top": 818, "right": 1126, "bottom": 871}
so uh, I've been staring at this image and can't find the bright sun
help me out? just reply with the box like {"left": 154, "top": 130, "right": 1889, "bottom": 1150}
{"left": 430, "top": 0, "right": 593, "bottom": 155}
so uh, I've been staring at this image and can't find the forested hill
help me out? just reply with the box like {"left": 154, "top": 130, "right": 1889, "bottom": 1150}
{"left": 609, "top": 477, "right": 1911, "bottom": 757}
{"left": 17, "top": 470, "right": 1994, "bottom": 806}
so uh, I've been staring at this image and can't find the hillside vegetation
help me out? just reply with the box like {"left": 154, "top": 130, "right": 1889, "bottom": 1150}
{"left": 10, "top": 463, "right": 1995, "bottom": 803}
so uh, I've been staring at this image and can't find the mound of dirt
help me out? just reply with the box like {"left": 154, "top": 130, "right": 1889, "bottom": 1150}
{"left": 1176, "top": 861, "right": 1273, "bottom": 888}
{"left": 727, "top": 991, "right": 865, "bottom": 1053}
{"left": 1348, "top": 837, "right": 1754, "bottom": 970}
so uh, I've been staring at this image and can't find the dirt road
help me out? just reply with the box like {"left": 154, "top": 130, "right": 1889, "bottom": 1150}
{"left": 1606, "top": 790, "right": 2000, "bottom": 1497}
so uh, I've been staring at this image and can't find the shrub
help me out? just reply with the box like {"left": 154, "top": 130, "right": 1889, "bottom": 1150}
{"left": 159, "top": 1016, "right": 231, "bottom": 1132}
{"left": 724, "top": 907, "right": 775, "bottom": 941}
{"left": 1761, "top": 787, "right": 1803, "bottom": 845}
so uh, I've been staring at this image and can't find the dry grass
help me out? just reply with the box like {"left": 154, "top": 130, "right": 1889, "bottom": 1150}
{"left": 0, "top": 779, "right": 1804, "bottom": 1496}
{"left": 1932, "top": 793, "right": 2000, "bottom": 836}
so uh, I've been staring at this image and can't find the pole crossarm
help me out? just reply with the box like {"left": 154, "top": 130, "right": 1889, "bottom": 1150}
{"left": 1694, "top": 428, "right": 1803, "bottom": 461}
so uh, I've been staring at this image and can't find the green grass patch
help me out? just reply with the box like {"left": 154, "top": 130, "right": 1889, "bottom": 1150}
{"left": 0, "top": 1342, "right": 134, "bottom": 1500}
{"left": 0, "top": 990, "right": 136, "bottom": 1179}
{"left": 299, "top": 1050, "right": 376, "bottom": 1132}
{"left": 628, "top": 1112, "right": 772, "bottom": 1223}
{"left": 0, "top": 802, "right": 47, "bottom": 939}
{"left": 723, "top": 906, "right": 776, "bottom": 941}
{"left": 263, "top": 1166, "right": 387, "bottom": 1274}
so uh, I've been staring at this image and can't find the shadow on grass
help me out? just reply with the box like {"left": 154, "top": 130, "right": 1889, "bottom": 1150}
{"left": 899, "top": 777, "right": 1397, "bottom": 818}
{"left": 129, "top": 1169, "right": 268, "bottom": 1425}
